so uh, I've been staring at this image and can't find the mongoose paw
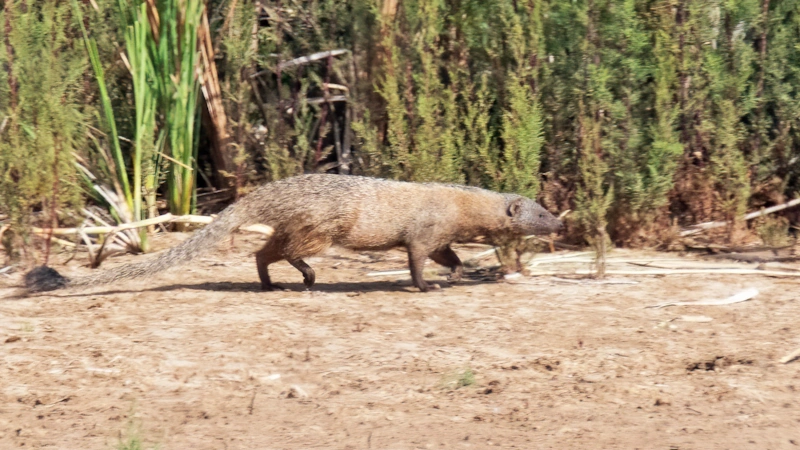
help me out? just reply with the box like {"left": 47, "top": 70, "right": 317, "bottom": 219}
{"left": 447, "top": 273, "right": 462, "bottom": 283}
{"left": 420, "top": 283, "right": 442, "bottom": 292}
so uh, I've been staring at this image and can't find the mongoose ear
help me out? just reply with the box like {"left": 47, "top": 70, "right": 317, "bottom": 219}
{"left": 507, "top": 198, "right": 523, "bottom": 217}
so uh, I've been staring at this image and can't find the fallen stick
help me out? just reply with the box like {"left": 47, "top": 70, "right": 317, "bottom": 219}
{"left": 50, "top": 236, "right": 77, "bottom": 248}
{"left": 528, "top": 257, "right": 695, "bottom": 266}
{"left": 527, "top": 251, "right": 595, "bottom": 267}
{"left": 464, "top": 241, "right": 582, "bottom": 266}
{"left": 779, "top": 347, "right": 800, "bottom": 364}
{"left": 706, "top": 253, "right": 800, "bottom": 264}
{"left": 681, "top": 198, "right": 800, "bottom": 236}
{"left": 646, "top": 288, "right": 758, "bottom": 309}
{"left": 366, "top": 268, "right": 449, "bottom": 277}
{"left": 33, "top": 213, "right": 188, "bottom": 235}
{"left": 31, "top": 214, "right": 274, "bottom": 237}
{"left": 528, "top": 268, "right": 800, "bottom": 277}
{"left": 549, "top": 277, "right": 640, "bottom": 285}
{"left": 465, "top": 248, "right": 591, "bottom": 266}
{"left": 626, "top": 261, "right": 759, "bottom": 270}
{"left": 463, "top": 248, "right": 498, "bottom": 263}
{"left": 687, "top": 243, "right": 794, "bottom": 253}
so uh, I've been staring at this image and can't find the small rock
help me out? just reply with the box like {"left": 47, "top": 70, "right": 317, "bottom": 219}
{"left": 581, "top": 373, "right": 605, "bottom": 383}
{"left": 679, "top": 315, "right": 713, "bottom": 323}
{"left": 287, "top": 385, "right": 308, "bottom": 399}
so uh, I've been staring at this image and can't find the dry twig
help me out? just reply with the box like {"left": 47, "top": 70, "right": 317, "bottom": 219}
{"left": 779, "top": 347, "right": 800, "bottom": 364}
{"left": 645, "top": 288, "right": 759, "bottom": 309}
{"left": 681, "top": 198, "right": 800, "bottom": 236}
{"left": 32, "top": 214, "right": 274, "bottom": 237}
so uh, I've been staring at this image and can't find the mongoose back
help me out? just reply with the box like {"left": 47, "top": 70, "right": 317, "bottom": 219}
{"left": 25, "top": 174, "right": 563, "bottom": 293}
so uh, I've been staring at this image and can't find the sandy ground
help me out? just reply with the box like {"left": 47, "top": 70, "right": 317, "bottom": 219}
{"left": 1, "top": 233, "right": 800, "bottom": 449}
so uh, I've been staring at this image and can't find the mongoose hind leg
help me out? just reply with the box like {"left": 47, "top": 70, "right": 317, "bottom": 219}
{"left": 429, "top": 246, "right": 464, "bottom": 282}
{"left": 407, "top": 244, "right": 440, "bottom": 292}
{"left": 288, "top": 259, "right": 316, "bottom": 289}
{"left": 256, "top": 244, "right": 285, "bottom": 291}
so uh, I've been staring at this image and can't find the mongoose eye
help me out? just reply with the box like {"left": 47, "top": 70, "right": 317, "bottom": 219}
{"left": 539, "top": 214, "right": 544, "bottom": 218}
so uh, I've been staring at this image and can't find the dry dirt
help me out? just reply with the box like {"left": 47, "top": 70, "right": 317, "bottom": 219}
{"left": 1, "top": 233, "right": 799, "bottom": 449}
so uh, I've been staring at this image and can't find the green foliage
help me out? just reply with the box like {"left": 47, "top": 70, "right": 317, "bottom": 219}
{"left": 86, "top": 0, "right": 204, "bottom": 221}
{"left": 350, "top": 109, "right": 384, "bottom": 177}
{"left": 215, "top": 0, "right": 259, "bottom": 191}
{"left": 440, "top": 367, "right": 476, "bottom": 390}
{"left": 119, "top": 1, "right": 160, "bottom": 249}
{"left": 756, "top": 214, "right": 791, "bottom": 247}
{"left": 115, "top": 403, "right": 159, "bottom": 450}
{"left": 158, "top": 0, "right": 204, "bottom": 217}
{"left": 500, "top": 75, "right": 544, "bottom": 199}
{"left": 6, "top": 0, "right": 800, "bottom": 258}
{"left": 72, "top": 0, "right": 132, "bottom": 223}
{"left": 0, "top": 1, "right": 87, "bottom": 257}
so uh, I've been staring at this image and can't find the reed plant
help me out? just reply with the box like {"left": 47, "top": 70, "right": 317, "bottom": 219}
{"left": 73, "top": 0, "right": 205, "bottom": 248}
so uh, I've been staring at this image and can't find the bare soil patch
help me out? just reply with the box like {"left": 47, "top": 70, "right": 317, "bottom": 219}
{"left": 2, "top": 234, "right": 799, "bottom": 449}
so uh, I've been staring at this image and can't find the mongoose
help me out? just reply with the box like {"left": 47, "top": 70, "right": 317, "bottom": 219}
{"left": 25, "top": 174, "right": 563, "bottom": 293}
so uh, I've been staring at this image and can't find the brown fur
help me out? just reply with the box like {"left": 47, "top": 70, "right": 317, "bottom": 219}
{"left": 25, "top": 174, "right": 563, "bottom": 293}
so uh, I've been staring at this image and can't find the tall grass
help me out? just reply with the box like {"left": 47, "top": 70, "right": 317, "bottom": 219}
{"left": 75, "top": 0, "right": 205, "bottom": 245}
{"left": 119, "top": 0, "right": 204, "bottom": 222}
{"left": 0, "top": 1, "right": 86, "bottom": 259}
{"left": 158, "top": 0, "right": 204, "bottom": 217}
{"left": 71, "top": 0, "right": 133, "bottom": 223}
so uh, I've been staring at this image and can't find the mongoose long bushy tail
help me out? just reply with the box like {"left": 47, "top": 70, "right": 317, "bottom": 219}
{"left": 25, "top": 200, "right": 249, "bottom": 292}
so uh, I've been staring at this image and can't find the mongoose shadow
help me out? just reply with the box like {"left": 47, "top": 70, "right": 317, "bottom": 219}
{"left": 42, "top": 278, "right": 489, "bottom": 299}
{"left": 45, "top": 280, "right": 494, "bottom": 299}
{"left": 24, "top": 174, "right": 563, "bottom": 294}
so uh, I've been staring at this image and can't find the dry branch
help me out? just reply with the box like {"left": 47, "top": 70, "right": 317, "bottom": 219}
{"left": 646, "top": 288, "right": 758, "bottom": 309}
{"left": 681, "top": 198, "right": 800, "bottom": 236}
{"left": 527, "top": 251, "right": 595, "bottom": 266}
{"left": 780, "top": 347, "right": 800, "bottom": 364}
{"left": 322, "top": 83, "right": 349, "bottom": 93}
{"left": 32, "top": 214, "right": 274, "bottom": 237}
{"left": 251, "top": 49, "right": 350, "bottom": 78}
{"left": 706, "top": 253, "right": 800, "bottom": 264}
{"left": 306, "top": 95, "right": 348, "bottom": 105}
{"left": 276, "top": 49, "right": 349, "bottom": 71}
{"left": 528, "top": 268, "right": 800, "bottom": 277}
{"left": 366, "top": 268, "right": 450, "bottom": 277}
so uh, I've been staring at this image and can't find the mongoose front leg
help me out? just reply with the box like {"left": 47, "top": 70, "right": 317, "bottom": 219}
{"left": 407, "top": 245, "right": 439, "bottom": 292}
{"left": 288, "top": 259, "right": 316, "bottom": 289}
{"left": 429, "top": 246, "right": 464, "bottom": 282}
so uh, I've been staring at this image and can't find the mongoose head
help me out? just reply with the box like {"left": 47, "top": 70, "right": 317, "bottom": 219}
{"left": 505, "top": 195, "right": 563, "bottom": 236}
